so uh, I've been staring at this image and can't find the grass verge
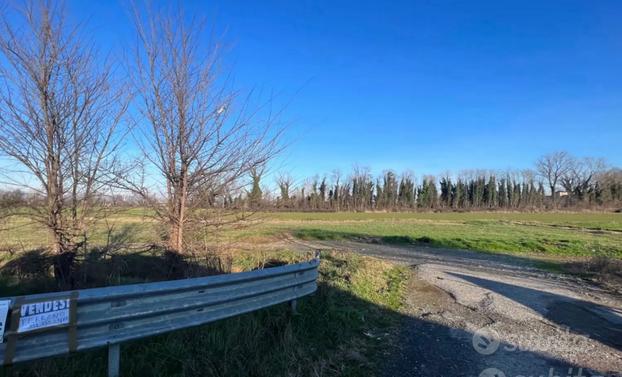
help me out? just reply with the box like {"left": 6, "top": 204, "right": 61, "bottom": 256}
{"left": 0, "top": 250, "right": 409, "bottom": 377}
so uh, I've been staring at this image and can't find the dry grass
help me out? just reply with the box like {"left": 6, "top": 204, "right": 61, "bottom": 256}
{"left": 0, "top": 248, "right": 410, "bottom": 377}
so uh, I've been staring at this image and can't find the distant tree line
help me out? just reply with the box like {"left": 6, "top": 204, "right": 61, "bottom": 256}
{"left": 227, "top": 152, "right": 622, "bottom": 211}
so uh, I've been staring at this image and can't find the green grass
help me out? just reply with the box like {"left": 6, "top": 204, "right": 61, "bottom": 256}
{"left": 252, "top": 212, "right": 622, "bottom": 259}
{"left": 264, "top": 211, "right": 622, "bottom": 230}
{"left": 1, "top": 210, "right": 619, "bottom": 375}
{"left": 0, "top": 250, "right": 409, "bottom": 377}
{"left": 2, "top": 210, "right": 621, "bottom": 259}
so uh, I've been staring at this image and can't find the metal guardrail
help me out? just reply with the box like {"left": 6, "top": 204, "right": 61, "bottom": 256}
{"left": 0, "top": 253, "right": 320, "bottom": 377}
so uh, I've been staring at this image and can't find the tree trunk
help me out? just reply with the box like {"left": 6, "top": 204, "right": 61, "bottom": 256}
{"left": 168, "top": 180, "right": 187, "bottom": 253}
{"left": 550, "top": 185, "right": 557, "bottom": 208}
{"left": 169, "top": 222, "right": 184, "bottom": 252}
{"left": 48, "top": 227, "right": 62, "bottom": 254}
{"left": 53, "top": 251, "right": 75, "bottom": 289}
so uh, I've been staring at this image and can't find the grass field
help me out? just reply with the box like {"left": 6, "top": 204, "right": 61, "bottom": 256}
{"left": 257, "top": 211, "right": 622, "bottom": 258}
{"left": 0, "top": 211, "right": 620, "bottom": 376}
{"left": 2, "top": 211, "right": 621, "bottom": 259}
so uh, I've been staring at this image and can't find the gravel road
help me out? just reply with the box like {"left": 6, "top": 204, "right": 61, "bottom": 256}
{"left": 288, "top": 239, "right": 622, "bottom": 377}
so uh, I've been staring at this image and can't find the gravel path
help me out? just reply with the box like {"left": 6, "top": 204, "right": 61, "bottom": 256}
{"left": 287, "top": 239, "right": 622, "bottom": 377}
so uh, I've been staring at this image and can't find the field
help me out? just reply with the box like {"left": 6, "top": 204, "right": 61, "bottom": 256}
{"left": 0, "top": 211, "right": 621, "bottom": 376}
{"left": 255, "top": 212, "right": 622, "bottom": 258}
{"left": 3, "top": 210, "right": 621, "bottom": 259}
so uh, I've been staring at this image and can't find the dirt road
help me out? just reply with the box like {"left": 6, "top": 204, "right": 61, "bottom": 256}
{"left": 288, "top": 239, "right": 622, "bottom": 377}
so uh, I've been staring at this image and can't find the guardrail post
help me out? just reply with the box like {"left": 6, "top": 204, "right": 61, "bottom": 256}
{"left": 289, "top": 299, "right": 298, "bottom": 315}
{"left": 108, "top": 343, "right": 120, "bottom": 377}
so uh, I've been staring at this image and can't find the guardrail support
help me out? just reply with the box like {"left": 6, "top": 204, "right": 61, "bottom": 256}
{"left": 108, "top": 343, "right": 120, "bottom": 377}
{"left": 290, "top": 299, "right": 298, "bottom": 315}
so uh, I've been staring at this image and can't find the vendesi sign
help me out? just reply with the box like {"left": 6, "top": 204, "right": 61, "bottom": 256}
{"left": 0, "top": 300, "right": 10, "bottom": 340}
{"left": 17, "top": 299, "right": 71, "bottom": 333}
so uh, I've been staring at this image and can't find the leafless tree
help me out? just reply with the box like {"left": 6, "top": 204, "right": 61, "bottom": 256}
{"left": 247, "top": 166, "right": 265, "bottom": 209}
{"left": 275, "top": 173, "right": 294, "bottom": 208}
{"left": 561, "top": 157, "right": 606, "bottom": 202}
{"left": 0, "top": 1, "right": 128, "bottom": 283}
{"left": 331, "top": 169, "right": 342, "bottom": 211}
{"left": 595, "top": 168, "right": 622, "bottom": 205}
{"left": 535, "top": 151, "right": 573, "bottom": 207}
{"left": 127, "top": 4, "right": 281, "bottom": 253}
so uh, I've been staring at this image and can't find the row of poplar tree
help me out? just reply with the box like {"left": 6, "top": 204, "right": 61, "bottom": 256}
{"left": 270, "top": 172, "right": 548, "bottom": 211}
{"left": 241, "top": 167, "right": 622, "bottom": 211}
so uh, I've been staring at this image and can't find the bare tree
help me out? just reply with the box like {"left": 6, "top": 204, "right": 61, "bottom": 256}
{"left": 535, "top": 151, "right": 573, "bottom": 208}
{"left": 595, "top": 168, "right": 622, "bottom": 205}
{"left": 275, "top": 173, "right": 294, "bottom": 208}
{"left": 128, "top": 4, "right": 281, "bottom": 253}
{"left": 330, "top": 169, "right": 342, "bottom": 211}
{"left": 561, "top": 157, "right": 606, "bottom": 203}
{"left": 247, "top": 166, "right": 265, "bottom": 209}
{"left": 0, "top": 1, "right": 127, "bottom": 283}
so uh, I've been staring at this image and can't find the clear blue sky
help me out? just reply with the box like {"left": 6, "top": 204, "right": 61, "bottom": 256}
{"left": 71, "top": 0, "right": 622, "bottom": 180}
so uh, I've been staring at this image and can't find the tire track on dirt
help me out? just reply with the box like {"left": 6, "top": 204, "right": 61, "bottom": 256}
{"left": 287, "top": 239, "right": 622, "bottom": 376}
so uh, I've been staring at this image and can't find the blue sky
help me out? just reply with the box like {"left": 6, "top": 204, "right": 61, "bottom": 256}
{"left": 70, "top": 0, "right": 621, "bottom": 180}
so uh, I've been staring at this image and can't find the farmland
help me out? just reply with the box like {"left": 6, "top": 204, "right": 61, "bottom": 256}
{"left": 260, "top": 211, "right": 622, "bottom": 258}
{"left": 2, "top": 211, "right": 621, "bottom": 259}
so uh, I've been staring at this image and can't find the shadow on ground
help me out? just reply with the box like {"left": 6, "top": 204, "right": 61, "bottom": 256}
{"left": 0, "top": 249, "right": 614, "bottom": 376}
{"left": 0, "top": 285, "right": 612, "bottom": 377}
{"left": 449, "top": 272, "right": 622, "bottom": 352}
{"left": 0, "top": 247, "right": 228, "bottom": 296}
{"left": 292, "top": 228, "right": 559, "bottom": 270}
{"left": 383, "top": 312, "right": 615, "bottom": 377}
{"left": 292, "top": 228, "right": 622, "bottom": 285}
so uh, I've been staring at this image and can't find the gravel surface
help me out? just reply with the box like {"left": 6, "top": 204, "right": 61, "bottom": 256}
{"left": 288, "top": 239, "right": 622, "bottom": 377}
